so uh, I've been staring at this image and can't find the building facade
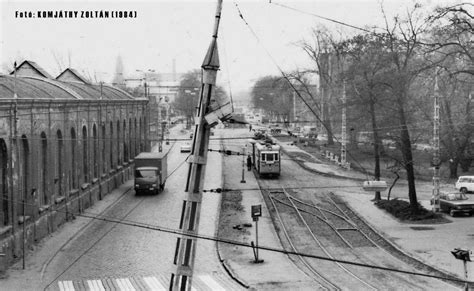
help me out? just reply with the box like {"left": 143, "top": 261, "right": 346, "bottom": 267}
{"left": 0, "top": 61, "right": 149, "bottom": 269}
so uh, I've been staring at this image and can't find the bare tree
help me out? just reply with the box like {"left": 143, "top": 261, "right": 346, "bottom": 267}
{"left": 299, "top": 27, "right": 344, "bottom": 145}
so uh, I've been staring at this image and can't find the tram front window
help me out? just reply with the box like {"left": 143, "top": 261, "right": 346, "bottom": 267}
{"left": 265, "top": 153, "right": 274, "bottom": 162}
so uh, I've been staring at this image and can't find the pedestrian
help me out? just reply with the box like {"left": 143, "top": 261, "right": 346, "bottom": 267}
{"left": 249, "top": 124, "right": 252, "bottom": 132}
{"left": 247, "top": 155, "right": 252, "bottom": 171}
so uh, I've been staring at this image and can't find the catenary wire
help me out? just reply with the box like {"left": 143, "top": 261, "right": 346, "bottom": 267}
{"left": 4, "top": 195, "right": 468, "bottom": 286}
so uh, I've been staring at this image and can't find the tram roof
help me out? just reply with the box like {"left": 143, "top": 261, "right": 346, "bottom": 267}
{"left": 255, "top": 142, "right": 280, "bottom": 150}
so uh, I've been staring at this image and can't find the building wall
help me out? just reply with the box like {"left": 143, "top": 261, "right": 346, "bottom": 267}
{"left": 0, "top": 98, "right": 148, "bottom": 269}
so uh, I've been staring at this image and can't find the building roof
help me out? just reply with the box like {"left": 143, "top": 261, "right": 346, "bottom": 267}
{"left": 1, "top": 61, "right": 139, "bottom": 100}
{"left": 0, "top": 75, "right": 136, "bottom": 100}
{"left": 10, "top": 60, "right": 54, "bottom": 79}
{"left": 56, "top": 68, "right": 90, "bottom": 84}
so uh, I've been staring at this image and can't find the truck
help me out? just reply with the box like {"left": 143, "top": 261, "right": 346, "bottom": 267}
{"left": 134, "top": 152, "right": 168, "bottom": 195}
{"left": 302, "top": 126, "right": 318, "bottom": 139}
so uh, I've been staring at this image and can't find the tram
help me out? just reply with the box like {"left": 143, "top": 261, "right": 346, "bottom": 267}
{"left": 249, "top": 140, "right": 281, "bottom": 177}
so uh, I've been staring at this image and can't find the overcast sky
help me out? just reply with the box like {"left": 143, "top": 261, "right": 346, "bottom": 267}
{"left": 0, "top": 0, "right": 457, "bottom": 93}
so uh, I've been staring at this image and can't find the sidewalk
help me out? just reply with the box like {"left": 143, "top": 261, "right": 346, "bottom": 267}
{"left": 218, "top": 147, "right": 317, "bottom": 290}
{"left": 1, "top": 181, "right": 135, "bottom": 290}
{"left": 280, "top": 141, "right": 473, "bottom": 282}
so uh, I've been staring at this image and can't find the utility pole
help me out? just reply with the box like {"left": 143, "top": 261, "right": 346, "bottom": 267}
{"left": 292, "top": 90, "right": 296, "bottom": 127}
{"left": 11, "top": 62, "right": 24, "bottom": 268}
{"left": 170, "top": 0, "right": 223, "bottom": 289}
{"left": 341, "top": 81, "right": 347, "bottom": 167}
{"left": 432, "top": 72, "right": 441, "bottom": 212}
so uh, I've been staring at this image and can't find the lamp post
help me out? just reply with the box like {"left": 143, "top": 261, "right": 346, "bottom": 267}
{"left": 137, "top": 69, "right": 155, "bottom": 150}
{"left": 241, "top": 146, "right": 246, "bottom": 183}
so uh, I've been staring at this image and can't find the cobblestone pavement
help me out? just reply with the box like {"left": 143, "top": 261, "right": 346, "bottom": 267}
{"left": 1, "top": 125, "right": 243, "bottom": 291}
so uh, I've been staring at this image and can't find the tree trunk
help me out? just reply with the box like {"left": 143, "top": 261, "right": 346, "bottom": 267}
{"left": 324, "top": 104, "right": 334, "bottom": 145}
{"left": 397, "top": 96, "right": 419, "bottom": 213}
{"left": 369, "top": 98, "right": 381, "bottom": 201}
{"left": 449, "top": 158, "right": 459, "bottom": 178}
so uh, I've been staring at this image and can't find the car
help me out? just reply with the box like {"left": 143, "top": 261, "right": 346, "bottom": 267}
{"left": 180, "top": 142, "right": 191, "bottom": 153}
{"left": 435, "top": 192, "right": 474, "bottom": 217}
{"left": 455, "top": 176, "right": 474, "bottom": 194}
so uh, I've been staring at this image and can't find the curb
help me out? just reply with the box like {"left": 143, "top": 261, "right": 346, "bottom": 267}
{"left": 333, "top": 192, "right": 465, "bottom": 289}
{"left": 215, "top": 133, "right": 250, "bottom": 289}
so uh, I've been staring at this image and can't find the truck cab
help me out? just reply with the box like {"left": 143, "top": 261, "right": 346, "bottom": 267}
{"left": 135, "top": 167, "right": 162, "bottom": 194}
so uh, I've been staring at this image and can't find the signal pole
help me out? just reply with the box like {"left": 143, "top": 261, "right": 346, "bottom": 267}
{"left": 170, "top": 1, "right": 223, "bottom": 290}
{"left": 341, "top": 80, "right": 347, "bottom": 167}
{"left": 432, "top": 72, "right": 440, "bottom": 212}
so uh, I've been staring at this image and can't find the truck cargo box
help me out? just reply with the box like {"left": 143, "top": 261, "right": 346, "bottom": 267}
{"left": 134, "top": 152, "right": 168, "bottom": 194}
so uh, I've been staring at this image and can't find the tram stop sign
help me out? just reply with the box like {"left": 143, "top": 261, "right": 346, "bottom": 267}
{"left": 251, "top": 205, "right": 262, "bottom": 221}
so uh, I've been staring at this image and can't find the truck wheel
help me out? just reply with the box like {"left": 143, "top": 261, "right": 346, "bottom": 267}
{"left": 460, "top": 188, "right": 468, "bottom": 194}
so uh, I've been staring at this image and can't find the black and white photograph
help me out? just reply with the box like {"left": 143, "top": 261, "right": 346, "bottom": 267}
{"left": 0, "top": 0, "right": 473, "bottom": 290}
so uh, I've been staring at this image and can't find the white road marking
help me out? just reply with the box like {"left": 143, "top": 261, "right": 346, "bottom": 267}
{"left": 58, "top": 280, "right": 75, "bottom": 291}
{"left": 198, "top": 275, "right": 224, "bottom": 290}
{"left": 115, "top": 278, "right": 136, "bottom": 291}
{"left": 143, "top": 276, "right": 166, "bottom": 291}
{"left": 87, "top": 279, "right": 105, "bottom": 291}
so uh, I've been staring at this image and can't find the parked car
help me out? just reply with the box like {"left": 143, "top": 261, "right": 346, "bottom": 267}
{"left": 180, "top": 142, "right": 191, "bottom": 153}
{"left": 435, "top": 192, "right": 474, "bottom": 216}
{"left": 455, "top": 176, "right": 474, "bottom": 194}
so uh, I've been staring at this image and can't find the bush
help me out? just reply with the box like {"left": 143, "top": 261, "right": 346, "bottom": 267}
{"left": 375, "top": 199, "right": 441, "bottom": 221}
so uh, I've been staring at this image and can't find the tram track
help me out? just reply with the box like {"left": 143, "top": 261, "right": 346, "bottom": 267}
{"left": 254, "top": 147, "right": 459, "bottom": 290}
{"left": 269, "top": 188, "right": 378, "bottom": 290}
{"left": 42, "top": 185, "right": 147, "bottom": 290}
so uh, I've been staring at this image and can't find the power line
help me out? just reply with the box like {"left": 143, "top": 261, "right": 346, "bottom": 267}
{"left": 3, "top": 196, "right": 468, "bottom": 285}
{"left": 233, "top": 3, "right": 372, "bottom": 177}
{"left": 271, "top": 2, "right": 373, "bottom": 33}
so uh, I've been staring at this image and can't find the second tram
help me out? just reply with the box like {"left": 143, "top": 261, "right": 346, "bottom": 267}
{"left": 250, "top": 140, "right": 281, "bottom": 177}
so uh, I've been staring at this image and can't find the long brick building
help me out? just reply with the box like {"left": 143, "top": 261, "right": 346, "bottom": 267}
{"left": 0, "top": 60, "right": 149, "bottom": 268}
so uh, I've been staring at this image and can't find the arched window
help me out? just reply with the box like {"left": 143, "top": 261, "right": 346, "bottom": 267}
{"left": 57, "top": 130, "right": 64, "bottom": 197}
{"left": 0, "top": 138, "right": 8, "bottom": 225}
{"left": 82, "top": 126, "right": 88, "bottom": 183}
{"left": 134, "top": 118, "right": 138, "bottom": 156}
{"left": 101, "top": 124, "right": 106, "bottom": 174}
{"left": 20, "top": 136, "right": 29, "bottom": 217}
{"left": 93, "top": 124, "right": 98, "bottom": 178}
{"left": 123, "top": 120, "right": 128, "bottom": 162}
{"left": 40, "top": 132, "right": 48, "bottom": 205}
{"left": 129, "top": 119, "right": 133, "bottom": 158}
{"left": 71, "top": 128, "right": 77, "bottom": 189}
{"left": 139, "top": 117, "right": 144, "bottom": 152}
{"left": 117, "top": 120, "right": 121, "bottom": 165}
{"left": 109, "top": 122, "right": 113, "bottom": 169}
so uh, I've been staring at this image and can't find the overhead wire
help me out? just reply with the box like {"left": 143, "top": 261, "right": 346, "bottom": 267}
{"left": 232, "top": 2, "right": 372, "bottom": 178}
{"left": 3, "top": 195, "right": 469, "bottom": 285}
